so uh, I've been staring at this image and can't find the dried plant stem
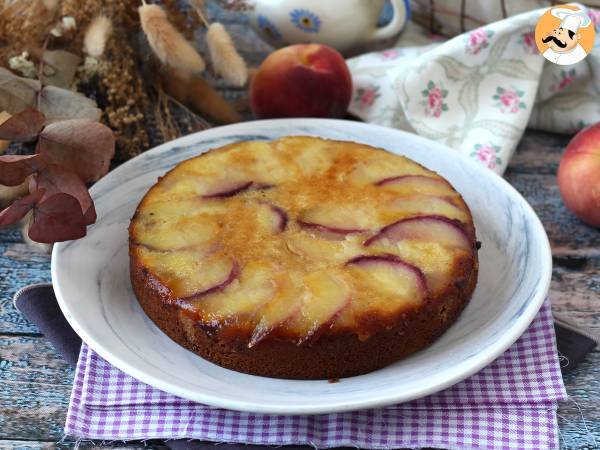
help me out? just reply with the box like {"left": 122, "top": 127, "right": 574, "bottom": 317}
{"left": 164, "top": 93, "right": 211, "bottom": 130}
{"left": 161, "top": 67, "right": 242, "bottom": 124}
{"left": 36, "top": 34, "right": 51, "bottom": 110}
{"left": 0, "top": 111, "right": 11, "bottom": 153}
{"left": 191, "top": 2, "right": 210, "bottom": 28}
{"left": 154, "top": 86, "right": 181, "bottom": 142}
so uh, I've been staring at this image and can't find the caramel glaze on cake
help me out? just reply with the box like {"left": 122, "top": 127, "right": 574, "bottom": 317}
{"left": 129, "top": 137, "right": 479, "bottom": 379}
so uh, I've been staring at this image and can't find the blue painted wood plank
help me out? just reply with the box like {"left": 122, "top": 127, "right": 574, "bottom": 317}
{"left": 0, "top": 226, "right": 51, "bottom": 335}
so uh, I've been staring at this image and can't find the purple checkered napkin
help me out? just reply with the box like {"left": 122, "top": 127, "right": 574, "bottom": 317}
{"left": 65, "top": 298, "right": 566, "bottom": 450}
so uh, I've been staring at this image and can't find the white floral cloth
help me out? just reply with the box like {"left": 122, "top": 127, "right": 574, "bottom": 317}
{"left": 347, "top": 7, "right": 600, "bottom": 174}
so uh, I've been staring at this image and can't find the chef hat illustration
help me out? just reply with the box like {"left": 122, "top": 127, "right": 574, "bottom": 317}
{"left": 551, "top": 7, "right": 592, "bottom": 33}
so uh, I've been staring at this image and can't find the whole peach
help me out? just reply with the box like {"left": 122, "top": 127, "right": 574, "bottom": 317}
{"left": 557, "top": 123, "right": 600, "bottom": 227}
{"left": 250, "top": 44, "right": 352, "bottom": 119}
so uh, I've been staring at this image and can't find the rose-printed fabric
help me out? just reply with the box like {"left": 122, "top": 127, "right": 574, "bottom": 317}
{"left": 354, "top": 85, "right": 381, "bottom": 110}
{"left": 494, "top": 87, "right": 526, "bottom": 114}
{"left": 471, "top": 143, "right": 503, "bottom": 170}
{"left": 347, "top": 7, "right": 600, "bottom": 175}
{"left": 421, "top": 81, "right": 449, "bottom": 117}
{"left": 465, "top": 28, "right": 494, "bottom": 54}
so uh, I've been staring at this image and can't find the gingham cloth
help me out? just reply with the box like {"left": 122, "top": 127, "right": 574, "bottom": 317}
{"left": 65, "top": 298, "right": 566, "bottom": 450}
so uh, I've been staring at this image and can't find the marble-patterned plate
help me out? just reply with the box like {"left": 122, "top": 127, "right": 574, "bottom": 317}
{"left": 52, "top": 119, "right": 552, "bottom": 415}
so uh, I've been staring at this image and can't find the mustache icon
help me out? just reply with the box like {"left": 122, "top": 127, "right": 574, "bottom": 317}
{"left": 542, "top": 35, "right": 567, "bottom": 48}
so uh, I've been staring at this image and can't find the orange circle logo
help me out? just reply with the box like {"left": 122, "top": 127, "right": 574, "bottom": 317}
{"left": 535, "top": 4, "right": 595, "bottom": 65}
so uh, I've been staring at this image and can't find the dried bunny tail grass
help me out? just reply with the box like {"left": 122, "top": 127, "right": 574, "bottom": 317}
{"left": 42, "top": 0, "right": 60, "bottom": 13}
{"left": 206, "top": 22, "right": 247, "bottom": 87}
{"left": 139, "top": 3, "right": 205, "bottom": 78}
{"left": 84, "top": 15, "right": 113, "bottom": 57}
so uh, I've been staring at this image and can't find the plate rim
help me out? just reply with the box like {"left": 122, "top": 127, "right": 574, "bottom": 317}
{"left": 52, "top": 118, "right": 552, "bottom": 415}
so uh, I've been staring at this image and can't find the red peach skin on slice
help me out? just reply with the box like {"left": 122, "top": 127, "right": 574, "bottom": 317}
{"left": 197, "top": 260, "right": 278, "bottom": 320}
{"left": 375, "top": 175, "right": 458, "bottom": 197}
{"left": 202, "top": 180, "right": 253, "bottom": 198}
{"left": 256, "top": 202, "right": 288, "bottom": 233}
{"left": 387, "top": 196, "right": 467, "bottom": 222}
{"left": 298, "top": 204, "right": 373, "bottom": 236}
{"left": 364, "top": 215, "right": 472, "bottom": 251}
{"left": 135, "top": 247, "right": 238, "bottom": 300}
{"left": 298, "top": 221, "right": 366, "bottom": 237}
{"left": 179, "top": 258, "right": 238, "bottom": 300}
{"left": 345, "top": 255, "right": 428, "bottom": 308}
{"left": 348, "top": 160, "right": 430, "bottom": 185}
{"left": 201, "top": 181, "right": 274, "bottom": 199}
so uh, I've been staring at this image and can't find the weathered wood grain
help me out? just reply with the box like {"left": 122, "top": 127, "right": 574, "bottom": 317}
{"left": 0, "top": 336, "right": 72, "bottom": 441}
{"left": 0, "top": 381, "right": 70, "bottom": 440}
{"left": 0, "top": 335, "right": 73, "bottom": 385}
{"left": 505, "top": 173, "right": 600, "bottom": 255}
{"left": 559, "top": 351, "right": 600, "bottom": 418}
{"left": 0, "top": 440, "right": 161, "bottom": 449}
{"left": 0, "top": 225, "right": 50, "bottom": 335}
{"left": 509, "top": 129, "right": 569, "bottom": 175}
{"left": 0, "top": 441, "right": 62, "bottom": 449}
{"left": 551, "top": 257, "right": 600, "bottom": 333}
{"left": 558, "top": 349, "right": 600, "bottom": 450}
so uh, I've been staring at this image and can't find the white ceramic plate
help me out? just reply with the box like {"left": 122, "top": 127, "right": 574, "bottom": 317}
{"left": 52, "top": 119, "right": 552, "bottom": 415}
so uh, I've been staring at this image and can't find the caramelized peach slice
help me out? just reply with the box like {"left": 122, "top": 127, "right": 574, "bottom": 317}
{"left": 348, "top": 158, "right": 430, "bottom": 185}
{"left": 235, "top": 140, "right": 297, "bottom": 185}
{"left": 256, "top": 202, "right": 287, "bottom": 233}
{"left": 136, "top": 198, "right": 228, "bottom": 218}
{"left": 249, "top": 275, "right": 302, "bottom": 347}
{"left": 385, "top": 195, "right": 467, "bottom": 222}
{"left": 365, "top": 216, "right": 473, "bottom": 295}
{"left": 202, "top": 180, "right": 253, "bottom": 198}
{"left": 271, "top": 136, "right": 335, "bottom": 177}
{"left": 132, "top": 214, "right": 220, "bottom": 252}
{"left": 290, "top": 271, "right": 351, "bottom": 343}
{"left": 376, "top": 175, "right": 458, "bottom": 197}
{"left": 197, "top": 260, "right": 278, "bottom": 320}
{"left": 345, "top": 255, "right": 427, "bottom": 309}
{"left": 364, "top": 215, "right": 471, "bottom": 251}
{"left": 298, "top": 204, "right": 374, "bottom": 236}
{"left": 135, "top": 247, "right": 237, "bottom": 299}
{"left": 285, "top": 232, "right": 362, "bottom": 264}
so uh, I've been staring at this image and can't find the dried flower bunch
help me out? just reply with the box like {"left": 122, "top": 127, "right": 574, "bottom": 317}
{"left": 0, "top": 0, "right": 248, "bottom": 160}
{"left": 0, "top": 0, "right": 251, "bottom": 243}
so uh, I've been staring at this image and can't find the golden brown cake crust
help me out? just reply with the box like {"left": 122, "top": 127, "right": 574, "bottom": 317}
{"left": 129, "top": 137, "right": 479, "bottom": 379}
{"left": 131, "top": 251, "right": 476, "bottom": 379}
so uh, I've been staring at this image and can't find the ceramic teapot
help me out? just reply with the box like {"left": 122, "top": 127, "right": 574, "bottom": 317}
{"left": 241, "top": 0, "right": 410, "bottom": 54}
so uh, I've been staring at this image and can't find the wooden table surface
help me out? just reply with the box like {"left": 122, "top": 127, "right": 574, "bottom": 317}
{"left": 1, "top": 5, "right": 600, "bottom": 448}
